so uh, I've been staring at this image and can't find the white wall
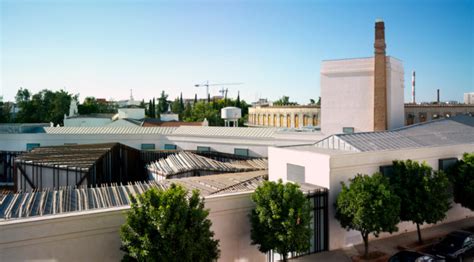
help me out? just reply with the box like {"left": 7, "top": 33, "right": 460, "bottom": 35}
{"left": 0, "top": 192, "right": 264, "bottom": 262}
{"left": 321, "top": 58, "right": 375, "bottom": 135}
{"left": 0, "top": 132, "right": 324, "bottom": 157}
{"left": 268, "top": 143, "right": 474, "bottom": 251}
{"left": 320, "top": 56, "right": 405, "bottom": 134}
{"left": 268, "top": 146, "right": 331, "bottom": 188}
{"left": 118, "top": 108, "right": 145, "bottom": 119}
{"left": 386, "top": 57, "right": 405, "bottom": 130}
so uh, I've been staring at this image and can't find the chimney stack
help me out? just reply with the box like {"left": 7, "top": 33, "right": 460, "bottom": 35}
{"left": 437, "top": 89, "right": 440, "bottom": 104}
{"left": 373, "top": 19, "right": 387, "bottom": 131}
{"left": 412, "top": 71, "right": 416, "bottom": 104}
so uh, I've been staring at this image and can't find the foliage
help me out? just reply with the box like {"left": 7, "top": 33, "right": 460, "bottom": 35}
{"left": 15, "top": 88, "right": 77, "bottom": 125}
{"left": 448, "top": 153, "right": 474, "bottom": 211}
{"left": 120, "top": 184, "right": 220, "bottom": 262}
{"left": 0, "top": 102, "right": 12, "bottom": 123}
{"left": 157, "top": 91, "right": 169, "bottom": 113}
{"left": 335, "top": 173, "right": 400, "bottom": 258}
{"left": 250, "top": 180, "right": 312, "bottom": 262}
{"left": 273, "top": 96, "right": 298, "bottom": 106}
{"left": 171, "top": 93, "right": 185, "bottom": 120}
{"left": 390, "top": 160, "right": 451, "bottom": 243}
{"left": 78, "top": 96, "right": 117, "bottom": 115}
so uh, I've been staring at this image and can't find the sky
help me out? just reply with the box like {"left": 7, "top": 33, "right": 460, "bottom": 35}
{"left": 1, "top": 0, "right": 473, "bottom": 104}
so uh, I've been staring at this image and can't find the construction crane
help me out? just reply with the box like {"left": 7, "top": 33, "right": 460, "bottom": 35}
{"left": 194, "top": 81, "right": 243, "bottom": 100}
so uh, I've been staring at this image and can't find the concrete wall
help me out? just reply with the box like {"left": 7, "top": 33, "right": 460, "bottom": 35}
{"left": 0, "top": 192, "right": 265, "bottom": 262}
{"left": 118, "top": 108, "right": 145, "bottom": 119}
{"left": 268, "top": 143, "right": 474, "bottom": 251}
{"left": 0, "top": 132, "right": 323, "bottom": 157}
{"left": 386, "top": 57, "right": 405, "bottom": 130}
{"left": 321, "top": 57, "right": 404, "bottom": 135}
{"left": 321, "top": 58, "right": 375, "bottom": 135}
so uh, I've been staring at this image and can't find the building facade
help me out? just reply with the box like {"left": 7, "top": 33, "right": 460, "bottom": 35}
{"left": 248, "top": 105, "right": 320, "bottom": 128}
{"left": 405, "top": 103, "right": 474, "bottom": 125}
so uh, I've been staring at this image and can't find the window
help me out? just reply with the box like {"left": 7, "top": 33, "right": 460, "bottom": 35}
{"left": 234, "top": 148, "right": 249, "bottom": 157}
{"left": 342, "top": 127, "right": 354, "bottom": 134}
{"left": 164, "top": 144, "right": 177, "bottom": 150}
{"left": 439, "top": 158, "right": 458, "bottom": 171}
{"left": 287, "top": 164, "right": 305, "bottom": 184}
{"left": 379, "top": 165, "right": 394, "bottom": 179}
{"left": 197, "top": 146, "right": 211, "bottom": 152}
{"left": 141, "top": 143, "right": 156, "bottom": 150}
{"left": 26, "top": 143, "right": 40, "bottom": 151}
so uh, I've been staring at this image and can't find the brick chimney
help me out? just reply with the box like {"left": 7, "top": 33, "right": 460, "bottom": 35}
{"left": 373, "top": 19, "right": 387, "bottom": 131}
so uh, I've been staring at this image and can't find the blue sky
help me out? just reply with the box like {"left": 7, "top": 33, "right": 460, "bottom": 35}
{"left": 1, "top": 0, "right": 473, "bottom": 103}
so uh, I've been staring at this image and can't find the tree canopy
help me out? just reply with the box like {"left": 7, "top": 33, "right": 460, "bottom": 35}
{"left": 15, "top": 88, "right": 77, "bottom": 125}
{"left": 449, "top": 153, "right": 474, "bottom": 211}
{"left": 335, "top": 173, "right": 400, "bottom": 258}
{"left": 273, "top": 96, "right": 298, "bottom": 106}
{"left": 389, "top": 160, "right": 451, "bottom": 243}
{"left": 120, "top": 184, "right": 220, "bottom": 262}
{"left": 250, "top": 180, "right": 312, "bottom": 262}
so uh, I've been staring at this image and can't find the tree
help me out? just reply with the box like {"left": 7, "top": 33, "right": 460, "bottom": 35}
{"left": 0, "top": 102, "right": 12, "bottom": 123}
{"left": 309, "top": 99, "right": 315, "bottom": 104}
{"left": 235, "top": 91, "right": 241, "bottom": 108}
{"left": 390, "top": 160, "right": 451, "bottom": 243}
{"left": 194, "top": 93, "right": 198, "bottom": 104}
{"left": 157, "top": 91, "right": 169, "bottom": 113}
{"left": 120, "top": 184, "right": 220, "bottom": 262}
{"left": 183, "top": 102, "right": 192, "bottom": 120}
{"left": 273, "top": 96, "right": 298, "bottom": 106}
{"left": 250, "top": 180, "right": 311, "bottom": 262}
{"left": 335, "top": 173, "right": 400, "bottom": 258}
{"left": 449, "top": 153, "right": 474, "bottom": 211}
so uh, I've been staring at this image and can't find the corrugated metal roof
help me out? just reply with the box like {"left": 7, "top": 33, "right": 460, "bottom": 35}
{"left": 0, "top": 170, "right": 268, "bottom": 220}
{"left": 44, "top": 126, "right": 177, "bottom": 135}
{"left": 314, "top": 116, "right": 474, "bottom": 152}
{"left": 147, "top": 152, "right": 267, "bottom": 178}
{"left": 172, "top": 126, "right": 278, "bottom": 138}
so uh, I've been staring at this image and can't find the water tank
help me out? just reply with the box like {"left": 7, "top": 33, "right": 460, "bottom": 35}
{"left": 221, "top": 107, "right": 242, "bottom": 120}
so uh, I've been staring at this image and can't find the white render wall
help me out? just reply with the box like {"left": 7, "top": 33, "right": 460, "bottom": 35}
{"left": 0, "top": 132, "right": 324, "bottom": 157}
{"left": 320, "top": 56, "right": 404, "bottom": 135}
{"left": 117, "top": 108, "right": 145, "bottom": 119}
{"left": 268, "top": 143, "right": 474, "bottom": 250}
{"left": 386, "top": 57, "right": 405, "bottom": 130}
{"left": 64, "top": 117, "right": 112, "bottom": 127}
{"left": 0, "top": 192, "right": 264, "bottom": 262}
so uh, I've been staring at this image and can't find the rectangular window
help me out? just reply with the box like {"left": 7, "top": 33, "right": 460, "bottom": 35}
{"left": 234, "top": 148, "right": 249, "bottom": 156}
{"left": 287, "top": 163, "right": 305, "bottom": 184}
{"left": 379, "top": 165, "right": 394, "bottom": 178}
{"left": 141, "top": 143, "right": 156, "bottom": 150}
{"left": 26, "top": 143, "right": 40, "bottom": 151}
{"left": 164, "top": 144, "right": 177, "bottom": 150}
{"left": 342, "top": 127, "right": 354, "bottom": 134}
{"left": 439, "top": 158, "right": 458, "bottom": 171}
{"left": 197, "top": 146, "right": 211, "bottom": 152}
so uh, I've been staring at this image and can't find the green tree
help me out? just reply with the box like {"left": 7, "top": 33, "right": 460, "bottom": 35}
{"left": 0, "top": 102, "right": 12, "bottom": 123}
{"left": 158, "top": 91, "right": 169, "bottom": 113}
{"left": 120, "top": 184, "right": 220, "bottom": 262}
{"left": 335, "top": 173, "right": 400, "bottom": 258}
{"left": 15, "top": 88, "right": 75, "bottom": 125}
{"left": 390, "top": 160, "right": 451, "bottom": 243}
{"left": 183, "top": 102, "right": 192, "bottom": 120}
{"left": 250, "top": 180, "right": 312, "bottom": 262}
{"left": 273, "top": 96, "right": 298, "bottom": 106}
{"left": 449, "top": 153, "right": 474, "bottom": 211}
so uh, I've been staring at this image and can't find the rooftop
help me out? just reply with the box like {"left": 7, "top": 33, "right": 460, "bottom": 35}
{"left": 313, "top": 115, "right": 474, "bottom": 152}
{"left": 15, "top": 143, "right": 125, "bottom": 170}
{"left": 0, "top": 170, "right": 268, "bottom": 220}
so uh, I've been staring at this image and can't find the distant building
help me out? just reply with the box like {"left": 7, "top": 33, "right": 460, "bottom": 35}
{"left": 464, "top": 92, "right": 474, "bottom": 104}
{"left": 248, "top": 105, "right": 320, "bottom": 128}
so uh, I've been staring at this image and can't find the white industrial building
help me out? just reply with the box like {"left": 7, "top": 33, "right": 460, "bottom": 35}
{"left": 465, "top": 92, "right": 474, "bottom": 104}
{"left": 269, "top": 115, "right": 474, "bottom": 250}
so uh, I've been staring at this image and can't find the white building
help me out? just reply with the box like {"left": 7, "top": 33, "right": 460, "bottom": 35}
{"left": 321, "top": 56, "right": 404, "bottom": 134}
{"left": 269, "top": 115, "right": 474, "bottom": 250}
{"left": 464, "top": 92, "right": 474, "bottom": 104}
